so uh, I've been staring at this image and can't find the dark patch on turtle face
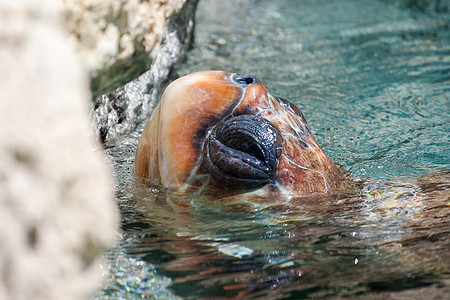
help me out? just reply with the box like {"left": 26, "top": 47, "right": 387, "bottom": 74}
{"left": 200, "top": 115, "right": 283, "bottom": 190}
{"left": 293, "top": 134, "right": 309, "bottom": 148}
{"left": 287, "top": 124, "right": 309, "bottom": 148}
{"left": 275, "top": 96, "right": 307, "bottom": 124}
{"left": 192, "top": 103, "right": 237, "bottom": 153}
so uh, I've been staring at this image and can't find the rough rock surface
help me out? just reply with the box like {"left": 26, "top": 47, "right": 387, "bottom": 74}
{"left": 92, "top": 0, "right": 199, "bottom": 143}
{"left": 63, "top": 0, "right": 196, "bottom": 98}
{"left": 0, "top": 1, "right": 119, "bottom": 299}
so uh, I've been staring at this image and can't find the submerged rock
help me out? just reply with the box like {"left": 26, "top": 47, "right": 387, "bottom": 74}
{"left": 0, "top": 0, "right": 119, "bottom": 299}
{"left": 89, "top": 0, "right": 199, "bottom": 143}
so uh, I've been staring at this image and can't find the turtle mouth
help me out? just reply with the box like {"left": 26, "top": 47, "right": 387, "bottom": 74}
{"left": 200, "top": 114, "right": 283, "bottom": 190}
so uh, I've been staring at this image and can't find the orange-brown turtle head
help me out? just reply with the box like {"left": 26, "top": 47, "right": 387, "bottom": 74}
{"left": 134, "top": 71, "right": 348, "bottom": 197}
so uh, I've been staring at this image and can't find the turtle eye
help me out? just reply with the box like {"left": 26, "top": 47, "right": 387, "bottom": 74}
{"left": 232, "top": 75, "right": 259, "bottom": 87}
{"left": 275, "top": 96, "right": 307, "bottom": 124}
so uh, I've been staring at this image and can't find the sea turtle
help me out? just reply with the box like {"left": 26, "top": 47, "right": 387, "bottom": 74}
{"left": 134, "top": 70, "right": 353, "bottom": 198}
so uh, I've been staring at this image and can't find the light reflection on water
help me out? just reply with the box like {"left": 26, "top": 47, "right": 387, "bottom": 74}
{"left": 94, "top": 0, "right": 449, "bottom": 299}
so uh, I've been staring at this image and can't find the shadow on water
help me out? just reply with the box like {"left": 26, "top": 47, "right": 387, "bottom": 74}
{"left": 94, "top": 0, "right": 449, "bottom": 299}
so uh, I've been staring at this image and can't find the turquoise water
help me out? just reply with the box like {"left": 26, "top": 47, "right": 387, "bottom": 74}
{"left": 95, "top": 0, "right": 449, "bottom": 299}
{"left": 177, "top": 0, "right": 449, "bottom": 181}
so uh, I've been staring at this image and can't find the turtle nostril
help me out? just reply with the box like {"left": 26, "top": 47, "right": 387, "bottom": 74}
{"left": 232, "top": 75, "right": 258, "bottom": 86}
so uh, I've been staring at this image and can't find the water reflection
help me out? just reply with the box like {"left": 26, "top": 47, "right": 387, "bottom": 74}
{"left": 95, "top": 0, "right": 449, "bottom": 298}
{"left": 95, "top": 170, "right": 448, "bottom": 299}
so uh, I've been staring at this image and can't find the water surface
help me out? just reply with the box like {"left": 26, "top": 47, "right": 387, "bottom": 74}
{"left": 95, "top": 0, "right": 449, "bottom": 298}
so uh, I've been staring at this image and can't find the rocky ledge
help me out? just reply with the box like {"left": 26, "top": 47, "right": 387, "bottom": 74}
{"left": 88, "top": 0, "right": 199, "bottom": 143}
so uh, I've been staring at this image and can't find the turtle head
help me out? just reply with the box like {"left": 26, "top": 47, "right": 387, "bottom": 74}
{"left": 134, "top": 71, "right": 346, "bottom": 196}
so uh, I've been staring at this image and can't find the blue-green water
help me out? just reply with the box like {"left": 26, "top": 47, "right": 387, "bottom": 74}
{"left": 95, "top": 0, "right": 449, "bottom": 299}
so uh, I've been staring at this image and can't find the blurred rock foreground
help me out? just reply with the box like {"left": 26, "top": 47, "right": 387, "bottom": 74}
{"left": 0, "top": 0, "right": 196, "bottom": 299}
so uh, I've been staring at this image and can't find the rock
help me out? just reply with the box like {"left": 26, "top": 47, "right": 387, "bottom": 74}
{"left": 0, "top": 0, "right": 119, "bottom": 299}
{"left": 63, "top": 0, "right": 197, "bottom": 99}
{"left": 91, "top": 0, "right": 199, "bottom": 143}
